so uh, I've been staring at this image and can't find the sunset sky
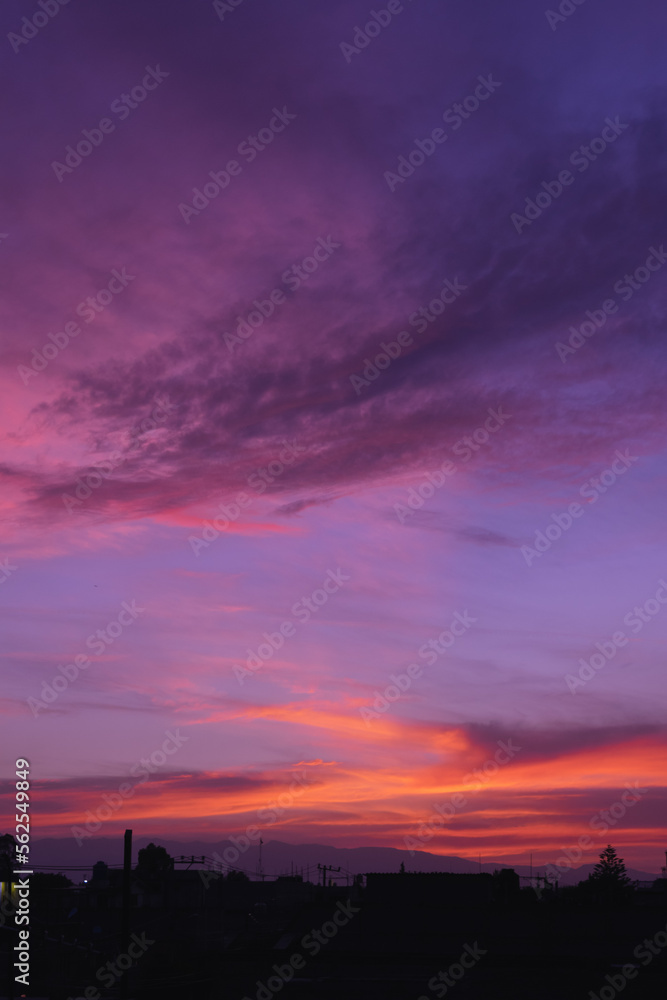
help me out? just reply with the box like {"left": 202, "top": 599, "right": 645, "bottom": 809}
{"left": 1, "top": 0, "right": 666, "bottom": 872}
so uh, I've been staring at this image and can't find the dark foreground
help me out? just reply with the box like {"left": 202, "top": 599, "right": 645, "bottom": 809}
{"left": 2, "top": 868, "right": 666, "bottom": 999}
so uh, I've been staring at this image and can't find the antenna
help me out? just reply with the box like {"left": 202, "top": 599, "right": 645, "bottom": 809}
{"left": 257, "top": 838, "right": 265, "bottom": 882}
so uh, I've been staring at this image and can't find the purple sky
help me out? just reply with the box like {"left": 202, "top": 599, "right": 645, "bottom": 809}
{"left": 1, "top": 0, "right": 666, "bottom": 871}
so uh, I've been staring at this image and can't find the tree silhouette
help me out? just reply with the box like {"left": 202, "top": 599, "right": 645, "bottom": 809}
{"left": 226, "top": 869, "right": 249, "bottom": 882}
{"left": 0, "top": 834, "right": 16, "bottom": 880}
{"left": 589, "top": 845, "right": 632, "bottom": 886}
{"left": 136, "top": 842, "right": 174, "bottom": 873}
{"left": 579, "top": 845, "right": 634, "bottom": 904}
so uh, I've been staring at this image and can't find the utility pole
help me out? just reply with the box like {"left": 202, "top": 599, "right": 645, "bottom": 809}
{"left": 174, "top": 854, "right": 206, "bottom": 869}
{"left": 120, "top": 829, "right": 132, "bottom": 1000}
{"left": 317, "top": 864, "right": 341, "bottom": 887}
{"left": 257, "top": 838, "right": 265, "bottom": 882}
